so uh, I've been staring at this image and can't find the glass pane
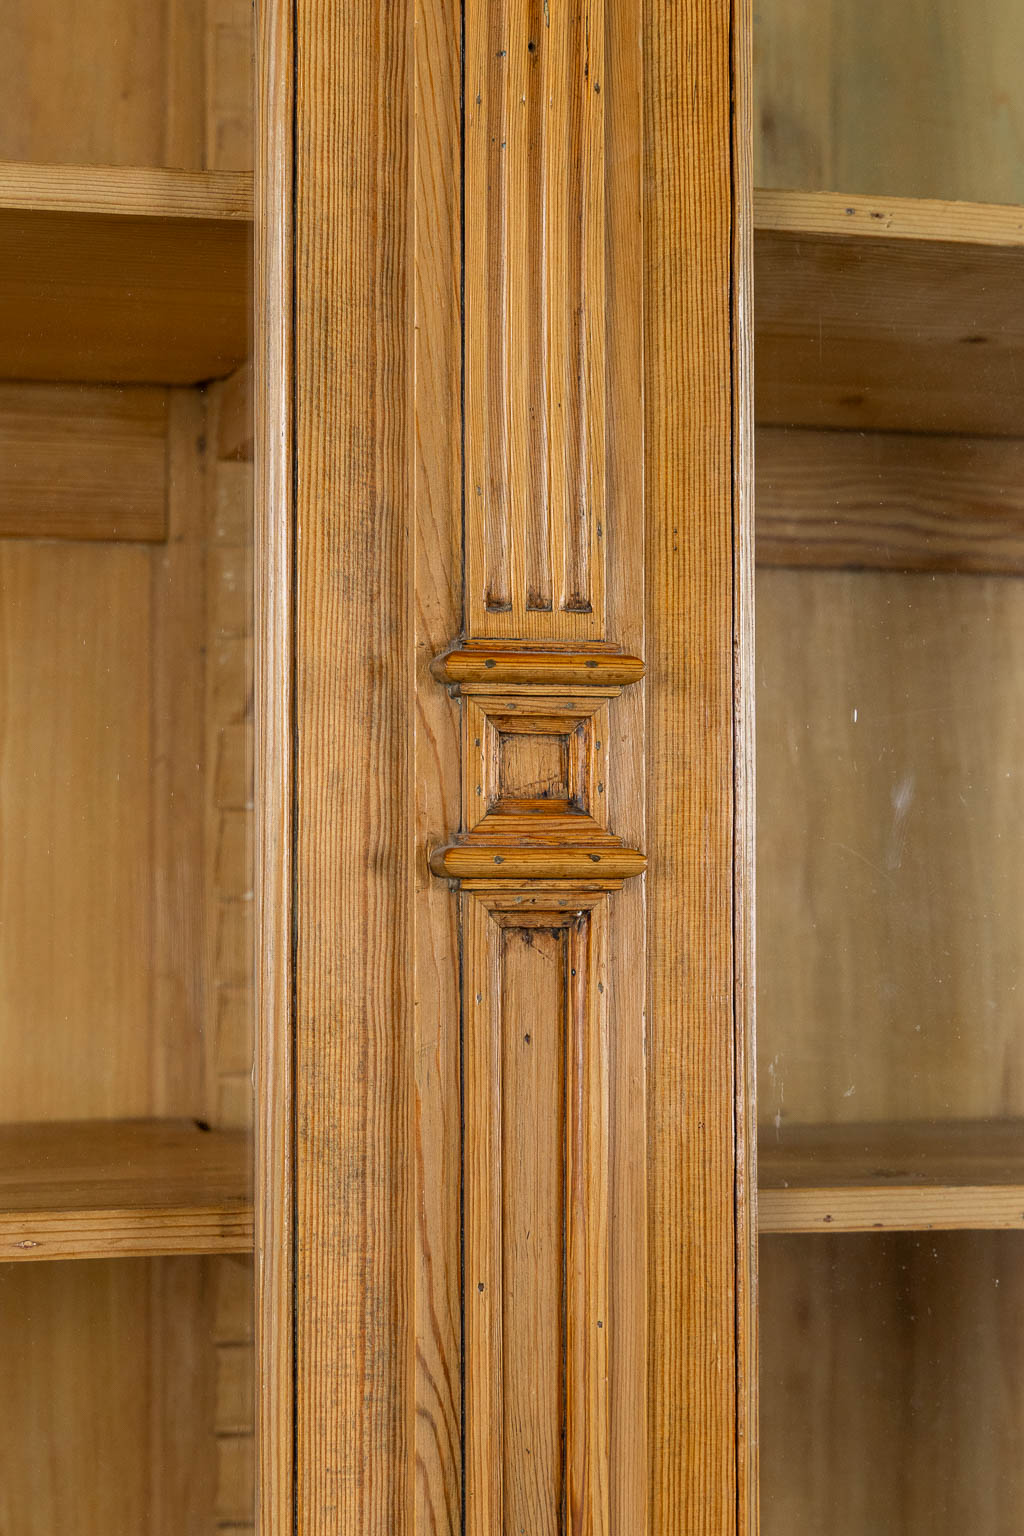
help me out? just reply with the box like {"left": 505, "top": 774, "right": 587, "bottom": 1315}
{"left": 755, "top": 3, "right": 1024, "bottom": 1532}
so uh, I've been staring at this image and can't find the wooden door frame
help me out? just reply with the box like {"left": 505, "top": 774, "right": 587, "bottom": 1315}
{"left": 254, "top": 0, "right": 756, "bottom": 1529}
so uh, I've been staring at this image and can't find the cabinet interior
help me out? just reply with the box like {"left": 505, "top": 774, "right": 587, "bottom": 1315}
{"left": 0, "top": 3, "right": 255, "bottom": 1531}
{"left": 755, "top": 2, "right": 1024, "bottom": 1531}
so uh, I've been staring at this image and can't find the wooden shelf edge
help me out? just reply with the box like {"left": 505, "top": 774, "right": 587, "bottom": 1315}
{"left": 0, "top": 160, "right": 253, "bottom": 221}
{"left": 759, "top": 1186, "right": 1024, "bottom": 1235}
{"left": 0, "top": 1208, "right": 254, "bottom": 1262}
{"left": 759, "top": 1119, "right": 1024, "bottom": 1234}
{"left": 0, "top": 1119, "right": 253, "bottom": 1262}
{"left": 754, "top": 186, "right": 1024, "bottom": 249}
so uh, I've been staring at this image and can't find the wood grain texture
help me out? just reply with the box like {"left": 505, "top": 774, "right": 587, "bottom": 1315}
{"left": 0, "top": 1, "right": 196, "bottom": 169}
{"left": 732, "top": 3, "right": 758, "bottom": 1528}
{"left": 760, "top": 1231, "right": 1024, "bottom": 1536}
{"left": 464, "top": 892, "right": 610, "bottom": 1536}
{"left": 0, "top": 161, "right": 253, "bottom": 219}
{"left": 152, "top": 389, "right": 209, "bottom": 1117}
{"left": 757, "top": 426, "right": 1024, "bottom": 573}
{"left": 0, "top": 383, "right": 168, "bottom": 542}
{"left": 757, "top": 567, "right": 1024, "bottom": 1128}
{"left": 759, "top": 1119, "right": 1024, "bottom": 1232}
{"left": 463, "top": 0, "right": 617, "bottom": 640}
{"left": 0, "top": 539, "right": 154, "bottom": 1119}
{"left": 0, "top": 166, "right": 251, "bottom": 385}
{"left": 411, "top": 0, "right": 464, "bottom": 1531}
{"left": 754, "top": 0, "right": 1024, "bottom": 206}
{"left": 254, "top": 0, "right": 294, "bottom": 1532}
{"left": 293, "top": 0, "right": 412, "bottom": 1531}
{"left": 0, "top": 1258, "right": 220, "bottom": 1535}
{"left": 434, "top": 646, "right": 644, "bottom": 688}
{"left": 755, "top": 189, "right": 1024, "bottom": 436}
{"left": 0, "top": 1119, "right": 250, "bottom": 1261}
{"left": 219, "top": 361, "right": 255, "bottom": 461}
{"left": 644, "top": 0, "right": 750, "bottom": 1529}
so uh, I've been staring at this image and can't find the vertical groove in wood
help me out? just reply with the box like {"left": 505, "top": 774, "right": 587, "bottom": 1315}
{"left": 465, "top": 896, "right": 611, "bottom": 1536}
{"left": 464, "top": 0, "right": 607, "bottom": 639}
{"left": 255, "top": 0, "right": 294, "bottom": 1532}
{"left": 293, "top": 0, "right": 412, "bottom": 1531}
{"left": 643, "top": 0, "right": 748, "bottom": 1531}
{"left": 465, "top": 895, "right": 504, "bottom": 1535}
{"left": 565, "top": 912, "right": 610, "bottom": 1535}
{"left": 731, "top": 2, "right": 759, "bottom": 1533}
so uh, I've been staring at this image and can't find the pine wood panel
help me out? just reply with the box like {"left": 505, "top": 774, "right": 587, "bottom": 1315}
{"left": 0, "top": 540, "right": 154, "bottom": 1119}
{"left": 0, "top": 383, "right": 168, "bottom": 542}
{"left": 411, "top": 0, "right": 464, "bottom": 1530}
{"left": 0, "top": 1119, "right": 250, "bottom": 1261}
{"left": 757, "top": 567, "right": 1024, "bottom": 1128}
{"left": 255, "top": 0, "right": 294, "bottom": 1523}
{"left": 757, "top": 426, "right": 1024, "bottom": 573}
{"left": 464, "top": 895, "right": 610, "bottom": 1535}
{"left": 0, "top": 165, "right": 251, "bottom": 385}
{"left": 0, "top": 1, "right": 199, "bottom": 168}
{"left": 645, "top": 0, "right": 754, "bottom": 1529}
{"left": 462, "top": 0, "right": 631, "bottom": 641}
{"left": 754, "top": 0, "right": 1024, "bottom": 206}
{"left": 292, "top": 0, "right": 412, "bottom": 1528}
{"left": 760, "top": 1232, "right": 1024, "bottom": 1536}
{"left": 206, "top": 0, "right": 255, "bottom": 172}
{"left": 755, "top": 189, "right": 1024, "bottom": 436}
{"left": 0, "top": 161, "right": 253, "bottom": 219}
{"left": 0, "top": 1258, "right": 219, "bottom": 1535}
{"left": 759, "top": 1118, "right": 1024, "bottom": 1232}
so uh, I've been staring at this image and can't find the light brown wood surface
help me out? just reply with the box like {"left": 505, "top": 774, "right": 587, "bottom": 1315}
{"left": 0, "top": 165, "right": 251, "bottom": 385}
{"left": 755, "top": 189, "right": 1024, "bottom": 436}
{"left": 463, "top": 0, "right": 609, "bottom": 640}
{"left": 645, "top": 0, "right": 754, "bottom": 1530}
{"left": 759, "top": 1118, "right": 1024, "bottom": 1232}
{"left": 293, "top": 0, "right": 413, "bottom": 1529}
{"left": 0, "top": 0, "right": 253, "bottom": 172}
{"left": 0, "top": 1119, "right": 251, "bottom": 1260}
{"left": 0, "top": 160, "right": 253, "bottom": 219}
{"left": 0, "top": 383, "right": 168, "bottom": 541}
{"left": 760, "top": 1231, "right": 1024, "bottom": 1536}
{"left": 757, "top": 426, "right": 1024, "bottom": 573}
{"left": 0, "top": 1257, "right": 222, "bottom": 1535}
{"left": 255, "top": 0, "right": 294, "bottom": 1531}
{"left": 757, "top": 566, "right": 1024, "bottom": 1130}
{"left": 754, "top": 0, "right": 1024, "bottom": 206}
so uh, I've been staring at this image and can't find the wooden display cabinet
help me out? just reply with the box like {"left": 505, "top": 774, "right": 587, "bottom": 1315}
{"left": 754, "top": 4, "right": 1024, "bottom": 1531}
{"left": 0, "top": 4, "right": 256, "bottom": 1531}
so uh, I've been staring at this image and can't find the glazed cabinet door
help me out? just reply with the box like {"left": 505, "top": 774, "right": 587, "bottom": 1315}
{"left": 255, "top": 1, "right": 755, "bottom": 1533}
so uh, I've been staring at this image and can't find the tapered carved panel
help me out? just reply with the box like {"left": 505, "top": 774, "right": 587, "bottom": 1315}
{"left": 430, "top": 645, "right": 643, "bottom": 1533}
{"left": 464, "top": 890, "right": 610, "bottom": 1536}
{"left": 464, "top": 0, "right": 608, "bottom": 639}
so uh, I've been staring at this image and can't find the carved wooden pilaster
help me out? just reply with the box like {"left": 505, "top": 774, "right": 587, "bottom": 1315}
{"left": 431, "top": 0, "right": 646, "bottom": 1529}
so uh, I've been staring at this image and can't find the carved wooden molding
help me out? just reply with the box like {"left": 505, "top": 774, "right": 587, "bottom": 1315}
{"left": 438, "top": 0, "right": 645, "bottom": 1526}
{"left": 430, "top": 640, "right": 642, "bottom": 1533}
{"left": 429, "top": 646, "right": 646, "bottom": 887}
{"left": 463, "top": 888, "right": 611, "bottom": 1533}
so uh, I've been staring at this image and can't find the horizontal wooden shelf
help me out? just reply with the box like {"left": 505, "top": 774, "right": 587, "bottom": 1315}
{"left": 0, "top": 1119, "right": 252, "bottom": 1262}
{"left": 759, "top": 1119, "right": 1024, "bottom": 1234}
{"left": 0, "top": 161, "right": 252, "bottom": 386}
{"left": 755, "top": 188, "right": 1024, "bottom": 436}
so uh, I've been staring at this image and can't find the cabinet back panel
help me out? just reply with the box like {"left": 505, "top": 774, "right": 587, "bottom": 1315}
{"left": 0, "top": 1257, "right": 217, "bottom": 1535}
{"left": 755, "top": 0, "right": 1024, "bottom": 205}
{"left": 0, "top": 0, "right": 252, "bottom": 172}
{"left": 757, "top": 566, "right": 1024, "bottom": 1127}
{"left": 0, "top": 542, "right": 155, "bottom": 1119}
{"left": 761, "top": 1232, "right": 1024, "bottom": 1536}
